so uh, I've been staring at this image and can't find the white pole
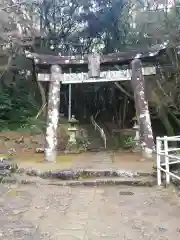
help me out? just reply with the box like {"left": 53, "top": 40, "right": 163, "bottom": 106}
{"left": 164, "top": 136, "right": 170, "bottom": 184}
{"left": 156, "top": 137, "right": 162, "bottom": 186}
{"left": 68, "top": 83, "right": 72, "bottom": 121}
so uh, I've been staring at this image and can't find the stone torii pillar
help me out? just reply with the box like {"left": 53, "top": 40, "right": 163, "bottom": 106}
{"left": 131, "top": 59, "right": 155, "bottom": 158}
{"left": 45, "top": 65, "right": 62, "bottom": 162}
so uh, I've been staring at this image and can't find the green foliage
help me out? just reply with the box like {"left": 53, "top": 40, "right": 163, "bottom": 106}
{"left": 0, "top": 79, "right": 42, "bottom": 131}
{"left": 17, "top": 117, "right": 46, "bottom": 134}
{"left": 115, "top": 135, "right": 134, "bottom": 150}
{"left": 76, "top": 135, "right": 90, "bottom": 151}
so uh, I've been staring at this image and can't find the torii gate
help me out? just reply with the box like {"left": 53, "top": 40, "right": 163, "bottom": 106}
{"left": 26, "top": 46, "right": 165, "bottom": 162}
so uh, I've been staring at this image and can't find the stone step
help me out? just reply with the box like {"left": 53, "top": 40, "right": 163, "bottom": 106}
{"left": 87, "top": 147, "right": 105, "bottom": 151}
{"left": 77, "top": 169, "right": 154, "bottom": 178}
{"left": 0, "top": 169, "right": 11, "bottom": 176}
{"left": 47, "top": 177, "right": 156, "bottom": 187}
{"left": 0, "top": 159, "right": 18, "bottom": 171}
{"left": 17, "top": 168, "right": 154, "bottom": 180}
{"left": 1, "top": 175, "right": 156, "bottom": 187}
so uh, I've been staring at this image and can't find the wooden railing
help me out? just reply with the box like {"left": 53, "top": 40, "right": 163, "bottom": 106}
{"left": 90, "top": 115, "right": 107, "bottom": 149}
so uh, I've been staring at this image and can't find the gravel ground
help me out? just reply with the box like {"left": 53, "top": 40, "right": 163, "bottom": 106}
{"left": 0, "top": 184, "right": 180, "bottom": 240}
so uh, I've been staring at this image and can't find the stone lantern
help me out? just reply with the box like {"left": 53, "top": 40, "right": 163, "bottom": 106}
{"left": 68, "top": 115, "right": 79, "bottom": 145}
{"left": 133, "top": 122, "right": 140, "bottom": 142}
{"left": 132, "top": 120, "right": 140, "bottom": 150}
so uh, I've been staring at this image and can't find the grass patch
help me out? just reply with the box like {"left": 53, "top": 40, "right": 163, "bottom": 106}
{"left": 15, "top": 153, "right": 80, "bottom": 163}
{"left": 56, "top": 155, "right": 77, "bottom": 162}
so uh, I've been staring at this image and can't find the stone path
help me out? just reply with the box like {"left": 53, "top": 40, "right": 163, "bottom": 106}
{"left": 0, "top": 184, "right": 180, "bottom": 239}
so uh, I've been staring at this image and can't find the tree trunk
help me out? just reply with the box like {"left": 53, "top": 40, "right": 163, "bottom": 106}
{"left": 44, "top": 65, "right": 61, "bottom": 162}
{"left": 131, "top": 59, "right": 154, "bottom": 158}
{"left": 37, "top": 81, "right": 47, "bottom": 117}
{"left": 168, "top": 110, "right": 180, "bottom": 127}
{"left": 150, "top": 91, "right": 175, "bottom": 136}
{"left": 159, "top": 107, "right": 174, "bottom": 136}
{"left": 32, "top": 59, "right": 47, "bottom": 117}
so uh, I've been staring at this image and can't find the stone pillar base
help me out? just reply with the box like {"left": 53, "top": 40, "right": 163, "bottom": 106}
{"left": 142, "top": 148, "right": 154, "bottom": 160}
{"left": 65, "top": 141, "right": 79, "bottom": 154}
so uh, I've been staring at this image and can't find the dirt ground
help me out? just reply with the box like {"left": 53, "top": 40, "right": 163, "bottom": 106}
{"left": 15, "top": 151, "right": 154, "bottom": 175}
{"left": 0, "top": 130, "right": 154, "bottom": 173}
{"left": 0, "top": 184, "right": 180, "bottom": 239}
{"left": 0, "top": 130, "right": 45, "bottom": 155}
{"left": 0, "top": 126, "right": 68, "bottom": 156}
{"left": 0, "top": 131, "right": 179, "bottom": 240}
